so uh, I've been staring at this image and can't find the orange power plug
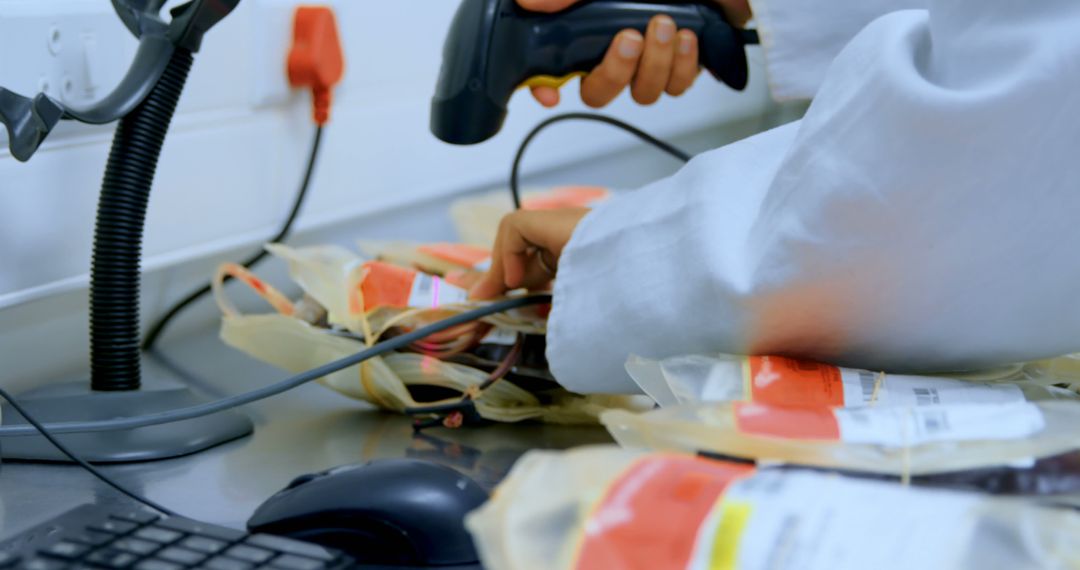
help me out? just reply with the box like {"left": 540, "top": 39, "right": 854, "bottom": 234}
{"left": 288, "top": 6, "right": 345, "bottom": 125}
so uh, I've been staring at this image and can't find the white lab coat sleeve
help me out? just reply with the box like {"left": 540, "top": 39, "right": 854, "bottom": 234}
{"left": 748, "top": 0, "right": 927, "bottom": 100}
{"left": 547, "top": 0, "right": 1080, "bottom": 394}
{"left": 546, "top": 123, "right": 799, "bottom": 394}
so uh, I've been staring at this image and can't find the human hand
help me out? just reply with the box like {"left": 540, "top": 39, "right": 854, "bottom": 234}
{"left": 469, "top": 208, "right": 589, "bottom": 299}
{"left": 517, "top": 0, "right": 752, "bottom": 108}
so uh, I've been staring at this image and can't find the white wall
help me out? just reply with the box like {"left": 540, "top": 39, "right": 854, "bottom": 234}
{"left": 0, "top": 0, "right": 778, "bottom": 388}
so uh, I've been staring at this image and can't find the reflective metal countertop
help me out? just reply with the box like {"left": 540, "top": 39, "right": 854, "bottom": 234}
{"left": 0, "top": 330, "right": 614, "bottom": 539}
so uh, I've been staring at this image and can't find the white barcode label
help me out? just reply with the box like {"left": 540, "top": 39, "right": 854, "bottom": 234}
{"left": 407, "top": 273, "right": 468, "bottom": 309}
{"left": 839, "top": 369, "right": 1024, "bottom": 407}
{"left": 687, "top": 471, "right": 977, "bottom": 570}
{"left": 833, "top": 402, "right": 1045, "bottom": 446}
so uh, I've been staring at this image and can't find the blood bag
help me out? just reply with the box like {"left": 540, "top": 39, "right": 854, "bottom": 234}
{"left": 466, "top": 447, "right": 1080, "bottom": 570}
{"left": 601, "top": 400, "right": 1080, "bottom": 476}
{"left": 626, "top": 353, "right": 1079, "bottom": 408}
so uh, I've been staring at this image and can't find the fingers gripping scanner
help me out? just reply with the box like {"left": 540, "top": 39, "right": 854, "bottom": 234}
{"left": 431, "top": 0, "right": 758, "bottom": 145}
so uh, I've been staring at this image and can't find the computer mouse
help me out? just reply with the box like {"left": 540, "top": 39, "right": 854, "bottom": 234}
{"left": 247, "top": 458, "right": 488, "bottom": 567}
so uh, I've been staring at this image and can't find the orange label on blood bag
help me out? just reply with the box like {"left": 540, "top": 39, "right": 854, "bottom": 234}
{"left": 360, "top": 261, "right": 468, "bottom": 311}
{"left": 746, "top": 355, "right": 845, "bottom": 407}
{"left": 360, "top": 261, "right": 417, "bottom": 310}
{"left": 574, "top": 455, "right": 754, "bottom": 570}
{"left": 418, "top": 243, "right": 491, "bottom": 269}
{"left": 733, "top": 401, "right": 841, "bottom": 440}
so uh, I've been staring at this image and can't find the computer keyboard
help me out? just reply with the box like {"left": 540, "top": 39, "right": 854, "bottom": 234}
{"left": 0, "top": 504, "right": 356, "bottom": 570}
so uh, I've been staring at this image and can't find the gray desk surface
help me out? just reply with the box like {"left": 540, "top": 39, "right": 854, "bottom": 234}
{"left": 0, "top": 331, "right": 614, "bottom": 540}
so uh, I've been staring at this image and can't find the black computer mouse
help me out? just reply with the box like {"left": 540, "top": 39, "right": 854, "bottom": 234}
{"left": 247, "top": 458, "right": 488, "bottom": 567}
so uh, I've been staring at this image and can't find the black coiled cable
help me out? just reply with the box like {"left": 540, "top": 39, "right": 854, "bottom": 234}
{"left": 90, "top": 48, "right": 193, "bottom": 391}
{"left": 510, "top": 113, "right": 692, "bottom": 210}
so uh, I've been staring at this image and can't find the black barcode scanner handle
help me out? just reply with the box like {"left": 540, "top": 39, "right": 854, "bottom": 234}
{"left": 431, "top": 0, "right": 756, "bottom": 145}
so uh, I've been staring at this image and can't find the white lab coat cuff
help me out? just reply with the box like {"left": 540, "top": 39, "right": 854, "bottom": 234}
{"left": 545, "top": 204, "right": 611, "bottom": 395}
{"left": 546, "top": 122, "right": 802, "bottom": 394}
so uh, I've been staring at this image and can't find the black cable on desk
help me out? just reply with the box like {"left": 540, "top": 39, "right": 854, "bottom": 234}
{"left": 141, "top": 125, "right": 325, "bottom": 351}
{"left": 0, "top": 295, "right": 552, "bottom": 437}
{"left": 0, "top": 387, "right": 176, "bottom": 516}
{"left": 510, "top": 113, "right": 692, "bottom": 210}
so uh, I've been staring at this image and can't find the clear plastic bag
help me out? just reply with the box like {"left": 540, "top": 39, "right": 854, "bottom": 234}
{"left": 626, "top": 353, "right": 1079, "bottom": 408}
{"left": 450, "top": 185, "right": 610, "bottom": 246}
{"left": 356, "top": 241, "right": 491, "bottom": 289}
{"left": 466, "top": 446, "right": 1080, "bottom": 570}
{"left": 214, "top": 244, "right": 650, "bottom": 423}
{"left": 601, "top": 400, "right": 1080, "bottom": 476}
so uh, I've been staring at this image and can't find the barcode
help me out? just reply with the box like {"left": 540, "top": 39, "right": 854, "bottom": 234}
{"left": 913, "top": 387, "right": 941, "bottom": 406}
{"left": 413, "top": 274, "right": 433, "bottom": 298}
{"left": 859, "top": 372, "right": 877, "bottom": 403}
{"left": 918, "top": 410, "right": 950, "bottom": 434}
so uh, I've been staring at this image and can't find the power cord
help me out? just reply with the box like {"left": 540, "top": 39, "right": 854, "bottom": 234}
{"left": 0, "top": 386, "right": 176, "bottom": 516}
{"left": 0, "top": 295, "right": 552, "bottom": 437}
{"left": 510, "top": 112, "right": 692, "bottom": 210}
{"left": 141, "top": 125, "right": 324, "bottom": 351}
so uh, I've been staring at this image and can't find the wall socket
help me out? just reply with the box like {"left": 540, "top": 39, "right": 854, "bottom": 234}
{"left": 0, "top": 2, "right": 135, "bottom": 111}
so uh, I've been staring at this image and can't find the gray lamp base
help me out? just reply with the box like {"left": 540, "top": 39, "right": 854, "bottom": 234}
{"left": 1, "top": 382, "right": 253, "bottom": 463}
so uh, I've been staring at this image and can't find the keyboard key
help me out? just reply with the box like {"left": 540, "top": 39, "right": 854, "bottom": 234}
{"left": 201, "top": 557, "right": 255, "bottom": 570}
{"left": 110, "top": 507, "right": 159, "bottom": 524}
{"left": 180, "top": 535, "right": 229, "bottom": 554}
{"left": 0, "top": 552, "right": 18, "bottom": 569}
{"left": 89, "top": 519, "right": 139, "bottom": 535}
{"left": 2, "top": 506, "right": 355, "bottom": 570}
{"left": 110, "top": 510, "right": 160, "bottom": 525}
{"left": 270, "top": 554, "right": 328, "bottom": 570}
{"left": 155, "top": 518, "right": 245, "bottom": 542}
{"left": 113, "top": 537, "right": 161, "bottom": 556}
{"left": 65, "top": 530, "right": 114, "bottom": 547}
{"left": 223, "top": 544, "right": 275, "bottom": 564}
{"left": 133, "top": 527, "right": 183, "bottom": 544}
{"left": 23, "top": 558, "right": 66, "bottom": 570}
{"left": 86, "top": 547, "right": 139, "bottom": 568}
{"left": 155, "top": 546, "right": 207, "bottom": 566}
{"left": 133, "top": 561, "right": 184, "bottom": 570}
{"left": 246, "top": 535, "right": 336, "bottom": 562}
{"left": 42, "top": 540, "right": 92, "bottom": 560}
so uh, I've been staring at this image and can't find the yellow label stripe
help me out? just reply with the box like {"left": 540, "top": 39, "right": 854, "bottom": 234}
{"left": 709, "top": 500, "right": 753, "bottom": 570}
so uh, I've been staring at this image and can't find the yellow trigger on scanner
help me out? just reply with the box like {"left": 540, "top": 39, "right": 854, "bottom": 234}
{"left": 519, "top": 72, "right": 586, "bottom": 90}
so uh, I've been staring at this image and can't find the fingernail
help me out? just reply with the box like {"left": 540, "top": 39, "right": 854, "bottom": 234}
{"left": 618, "top": 33, "right": 643, "bottom": 59}
{"left": 656, "top": 17, "right": 675, "bottom": 44}
{"left": 679, "top": 34, "right": 694, "bottom": 55}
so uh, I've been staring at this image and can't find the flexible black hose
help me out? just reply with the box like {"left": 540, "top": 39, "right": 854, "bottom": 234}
{"left": 90, "top": 48, "right": 193, "bottom": 391}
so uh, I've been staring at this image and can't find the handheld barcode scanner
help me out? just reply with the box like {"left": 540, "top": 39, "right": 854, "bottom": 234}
{"left": 431, "top": 0, "right": 758, "bottom": 145}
